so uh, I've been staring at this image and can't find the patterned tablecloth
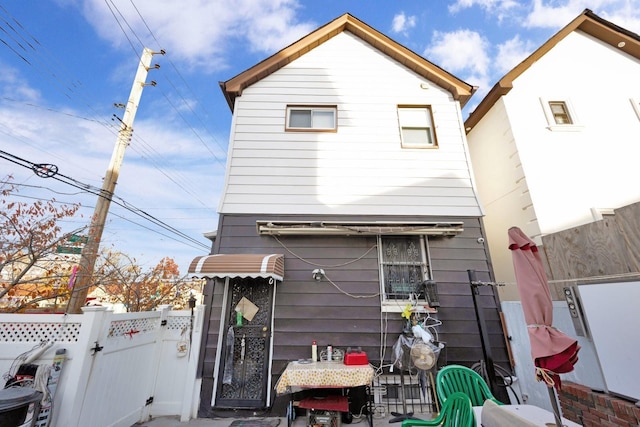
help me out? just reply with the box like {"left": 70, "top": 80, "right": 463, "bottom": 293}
{"left": 275, "top": 360, "right": 374, "bottom": 395}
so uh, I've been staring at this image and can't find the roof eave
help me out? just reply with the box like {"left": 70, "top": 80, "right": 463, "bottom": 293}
{"left": 464, "top": 8, "right": 640, "bottom": 133}
{"left": 220, "top": 13, "right": 475, "bottom": 112}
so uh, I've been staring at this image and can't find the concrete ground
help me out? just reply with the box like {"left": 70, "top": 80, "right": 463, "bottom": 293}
{"left": 134, "top": 412, "right": 414, "bottom": 427}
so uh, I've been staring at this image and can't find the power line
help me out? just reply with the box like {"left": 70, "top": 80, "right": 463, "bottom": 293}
{"left": 1, "top": 3, "right": 225, "bottom": 209}
{"left": 0, "top": 150, "right": 209, "bottom": 251}
{"left": 4, "top": 186, "right": 210, "bottom": 252}
{"left": 0, "top": 4, "right": 220, "bottom": 251}
{"left": 0, "top": 97, "right": 104, "bottom": 123}
{"left": 112, "top": 0, "right": 228, "bottom": 165}
{"left": 104, "top": 0, "right": 143, "bottom": 59}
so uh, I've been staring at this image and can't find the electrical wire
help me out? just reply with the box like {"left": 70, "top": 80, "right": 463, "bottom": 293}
{"left": 127, "top": 0, "right": 227, "bottom": 160}
{"left": 323, "top": 274, "right": 380, "bottom": 299}
{"left": 1, "top": 5, "right": 222, "bottom": 221}
{"left": 0, "top": 5, "right": 120, "bottom": 138}
{"left": 104, "top": 0, "right": 142, "bottom": 58}
{"left": 272, "top": 235, "right": 378, "bottom": 268}
{"left": 471, "top": 360, "right": 521, "bottom": 404}
{"left": 1, "top": 150, "right": 209, "bottom": 250}
{"left": 104, "top": 0, "right": 227, "bottom": 166}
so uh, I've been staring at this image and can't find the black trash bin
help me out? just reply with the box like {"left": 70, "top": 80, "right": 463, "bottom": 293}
{"left": 0, "top": 387, "right": 43, "bottom": 427}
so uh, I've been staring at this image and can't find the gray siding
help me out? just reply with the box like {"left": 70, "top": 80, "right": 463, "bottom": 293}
{"left": 198, "top": 213, "right": 509, "bottom": 413}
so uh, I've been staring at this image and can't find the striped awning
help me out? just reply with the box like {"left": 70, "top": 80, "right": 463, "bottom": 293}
{"left": 188, "top": 254, "right": 284, "bottom": 281}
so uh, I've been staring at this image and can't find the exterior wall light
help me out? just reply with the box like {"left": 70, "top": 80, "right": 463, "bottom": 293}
{"left": 312, "top": 269, "right": 325, "bottom": 281}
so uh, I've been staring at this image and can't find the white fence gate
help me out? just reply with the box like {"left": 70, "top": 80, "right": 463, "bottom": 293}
{"left": 0, "top": 305, "right": 204, "bottom": 427}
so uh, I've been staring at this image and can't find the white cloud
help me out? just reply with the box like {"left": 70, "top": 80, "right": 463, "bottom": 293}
{"left": 0, "top": 64, "right": 41, "bottom": 101}
{"left": 391, "top": 12, "right": 417, "bottom": 35}
{"left": 523, "top": 0, "right": 640, "bottom": 31}
{"left": 495, "top": 35, "right": 537, "bottom": 74}
{"left": 449, "top": 0, "right": 520, "bottom": 21}
{"left": 524, "top": 0, "right": 586, "bottom": 28}
{"left": 0, "top": 97, "right": 224, "bottom": 272}
{"left": 80, "top": 0, "right": 316, "bottom": 71}
{"left": 424, "top": 29, "right": 490, "bottom": 81}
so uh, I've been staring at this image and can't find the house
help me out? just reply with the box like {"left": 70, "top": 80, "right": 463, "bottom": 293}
{"left": 465, "top": 9, "right": 640, "bottom": 300}
{"left": 465, "top": 10, "right": 640, "bottom": 417}
{"left": 188, "top": 13, "right": 511, "bottom": 416}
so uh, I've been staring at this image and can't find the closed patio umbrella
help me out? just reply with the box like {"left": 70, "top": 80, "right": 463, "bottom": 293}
{"left": 508, "top": 226, "right": 580, "bottom": 427}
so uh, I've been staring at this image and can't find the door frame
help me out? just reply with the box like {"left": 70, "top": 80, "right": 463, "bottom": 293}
{"left": 210, "top": 276, "right": 278, "bottom": 408}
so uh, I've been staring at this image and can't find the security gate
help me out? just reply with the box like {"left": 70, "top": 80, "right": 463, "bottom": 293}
{"left": 215, "top": 277, "right": 274, "bottom": 408}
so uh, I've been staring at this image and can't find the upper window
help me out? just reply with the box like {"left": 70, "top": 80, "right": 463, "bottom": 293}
{"left": 286, "top": 106, "right": 336, "bottom": 131}
{"left": 379, "top": 236, "right": 430, "bottom": 305}
{"left": 548, "top": 101, "right": 572, "bottom": 124}
{"left": 540, "top": 98, "right": 583, "bottom": 131}
{"left": 398, "top": 106, "right": 437, "bottom": 148}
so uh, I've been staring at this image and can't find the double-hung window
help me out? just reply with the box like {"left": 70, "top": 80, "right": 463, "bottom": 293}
{"left": 548, "top": 101, "right": 572, "bottom": 124}
{"left": 286, "top": 106, "right": 337, "bottom": 131}
{"left": 398, "top": 106, "right": 437, "bottom": 148}
{"left": 540, "top": 98, "right": 583, "bottom": 131}
{"left": 379, "top": 236, "right": 430, "bottom": 307}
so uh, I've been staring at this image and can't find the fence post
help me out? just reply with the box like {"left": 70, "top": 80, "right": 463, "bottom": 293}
{"left": 57, "top": 306, "right": 111, "bottom": 427}
{"left": 140, "top": 305, "right": 172, "bottom": 423}
{"left": 180, "top": 304, "right": 204, "bottom": 421}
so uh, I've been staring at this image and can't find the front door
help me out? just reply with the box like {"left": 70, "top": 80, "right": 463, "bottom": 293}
{"left": 215, "top": 277, "right": 274, "bottom": 408}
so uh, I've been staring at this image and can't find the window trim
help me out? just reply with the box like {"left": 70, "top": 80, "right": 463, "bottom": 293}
{"left": 378, "top": 235, "right": 433, "bottom": 312}
{"left": 630, "top": 98, "right": 640, "bottom": 121}
{"left": 539, "top": 98, "right": 584, "bottom": 132}
{"left": 285, "top": 105, "right": 337, "bottom": 132}
{"left": 398, "top": 105, "right": 438, "bottom": 149}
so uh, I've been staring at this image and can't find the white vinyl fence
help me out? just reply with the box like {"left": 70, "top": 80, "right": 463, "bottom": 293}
{"left": 0, "top": 304, "right": 204, "bottom": 427}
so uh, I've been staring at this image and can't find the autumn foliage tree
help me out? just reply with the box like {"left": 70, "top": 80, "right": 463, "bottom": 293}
{"left": 0, "top": 176, "right": 82, "bottom": 312}
{"left": 92, "top": 251, "right": 197, "bottom": 312}
{"left": 1, "top": 176, "right": 198, "bottom": 313}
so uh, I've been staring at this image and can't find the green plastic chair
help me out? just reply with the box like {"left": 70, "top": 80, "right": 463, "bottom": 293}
{"left": 401, "top": 392, "right": 474, "bottom": 427}
{"left": 435, "top": 364, "right": 503, "bottom": 407}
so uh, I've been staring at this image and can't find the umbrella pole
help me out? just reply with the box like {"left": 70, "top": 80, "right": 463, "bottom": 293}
{"left": 546, "top": 385, "right": 563, "bottom": 427}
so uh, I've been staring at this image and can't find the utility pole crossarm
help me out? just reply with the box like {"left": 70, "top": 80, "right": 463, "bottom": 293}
{"left": 67, "top": 47, "right": 162, "bottom": 314}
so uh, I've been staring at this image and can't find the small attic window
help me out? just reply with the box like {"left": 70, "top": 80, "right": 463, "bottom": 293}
{"left": 549, "top": 101, "right": 572, "bottom": 124}
{"left": 286, "top": 106, "right": 337, "bottom": 131}
{"left": 540, "top": 98, "right": 584, "bottom": 132}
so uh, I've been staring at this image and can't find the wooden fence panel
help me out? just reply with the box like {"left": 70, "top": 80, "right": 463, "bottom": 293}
{"left": 609, "top": 202, "right": 640, "bottom": 271}
{"left": 541, "top": 202, "right": 640, "bottom": 293}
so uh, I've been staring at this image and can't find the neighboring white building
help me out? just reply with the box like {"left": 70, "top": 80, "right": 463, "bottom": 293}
{"left": 465, "top": 9, "right": 640, "bottom": 299}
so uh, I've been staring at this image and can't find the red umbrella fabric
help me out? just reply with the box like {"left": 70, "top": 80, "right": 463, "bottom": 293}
{"left": 508, "top": 226, "right": 580, "bottom": 389}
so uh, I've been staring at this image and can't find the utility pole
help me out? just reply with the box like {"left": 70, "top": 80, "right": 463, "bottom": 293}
{"left": 66, "top": 47, "right": 162, "bottom": 314}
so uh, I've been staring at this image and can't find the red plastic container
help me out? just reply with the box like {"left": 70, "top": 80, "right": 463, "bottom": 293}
{"left": 343, "top": 350, "right": 369, "bottom": 365}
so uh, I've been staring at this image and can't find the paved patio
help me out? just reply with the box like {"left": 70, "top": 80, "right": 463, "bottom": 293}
{"left": 134, "top": 413, "right": 416, "bottom": 427}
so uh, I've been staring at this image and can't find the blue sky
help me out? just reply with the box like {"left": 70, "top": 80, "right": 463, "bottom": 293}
{"left": 2, "top": 0, "right": 639, "bottom": 275}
